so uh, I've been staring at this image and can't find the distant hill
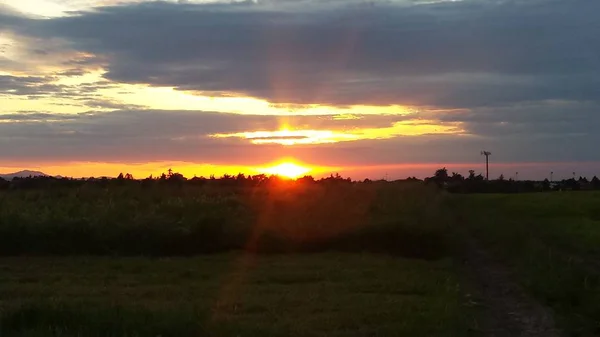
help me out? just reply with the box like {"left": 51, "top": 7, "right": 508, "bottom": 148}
{"left": 0, "top": 170, "right": 49, "bottom": 180}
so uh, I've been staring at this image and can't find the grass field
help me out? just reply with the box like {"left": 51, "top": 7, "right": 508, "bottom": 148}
{"left": 0, "top": 181, "right": 448, "bottom": 257}
{"left": 454, "top": 192, "right": 600, "bottom": 336}
{"left": 2, "top": 181, "right": 600, "bottom": 336}
{"left": 0, "top": 254, "right": 474, "bottom": 337}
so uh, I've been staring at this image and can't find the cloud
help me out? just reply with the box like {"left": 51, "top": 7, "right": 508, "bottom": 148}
{"left": 83, "top": 99, "right": 146, "bottom": 110}
{"left": 0, "top": 75, "right": 62, "bottom": 96}
{"left": 0, "top": 107, "right": 598, "bottom": 167}
{"left": 428, "top": 100, "right": 600, "bottom": 139}
{"left": 57, "top": 68, "right": 89, "bottom": 77}
{"left": 1, "top": 0, "right": 599, "bottom": 172}
{"left": 3, "top": 0, "right": 600, "bottom": 108}
{"left": 0, "top": 0, "right": 598, "bottom": 108}
{"left": 0, "top": 73, "right": 120, "bottom": 110}
{"left": 0, "top": 111, "right": 79, "bottom": 121}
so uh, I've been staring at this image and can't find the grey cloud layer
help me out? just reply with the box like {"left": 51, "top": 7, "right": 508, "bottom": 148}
{"left": 0, "top": 107, "right": 598, "bottom": 165}
{"left": 3, "top": 0, "right": 600, "bottom": 107}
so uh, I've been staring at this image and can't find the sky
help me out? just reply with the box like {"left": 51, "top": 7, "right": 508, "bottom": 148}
{"left": 1, "top": 0, "right": 599, "bottom": 179}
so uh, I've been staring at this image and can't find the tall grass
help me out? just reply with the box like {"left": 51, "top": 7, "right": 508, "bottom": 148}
{"left": 0, "top": 181, "right": 449, "bottom": 258}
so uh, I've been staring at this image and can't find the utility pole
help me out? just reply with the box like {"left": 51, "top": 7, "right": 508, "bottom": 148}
{"left": 550, "top": 171, "right": 553, "bottom": 182}
{"left": 481, "top": 151, "right": 491, "bottom": 180}
{"left": 515, "top": 172, "right": 519, "bottom": 181}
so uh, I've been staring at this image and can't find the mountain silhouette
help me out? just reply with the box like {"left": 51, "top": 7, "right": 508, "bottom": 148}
{"left": 0, "top": 170, "right": 49, "bottom": 180}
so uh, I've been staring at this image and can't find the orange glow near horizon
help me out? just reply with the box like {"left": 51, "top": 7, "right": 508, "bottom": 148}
{"left": 2, "top": 161, "right": 595, "bottom": 181}
{"left": 259, "top": 162, "right": 312, "bottom": 179}
{"left": 0, "top": 160, "right": 327, "bottom": 180}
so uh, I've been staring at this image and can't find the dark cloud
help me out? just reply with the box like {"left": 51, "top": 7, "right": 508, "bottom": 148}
{"left": 0, "top": 74, "right": 117, "bottom": 102}
{"left": 3, "top": 0, "right": 599, "bottom": 107}
{"left": 426, "top": 101, "right": 600, "bottom": 139}
{"left": 0, "top": 75, "right": 62, "bottom": 96}
{"left": 31, "top": 49, "right": 48, "bottom": 55}
{"left": 57, "top": 68, "right": 88, "bottom": 77}
{"left": 0, "top": 112, "right": 79, "bottom": 121}
{"left": 83, "top": 99, "right": 146, "bottom": 110}
{"left": 0, "top": 6, "right": 26, "bottom": 28}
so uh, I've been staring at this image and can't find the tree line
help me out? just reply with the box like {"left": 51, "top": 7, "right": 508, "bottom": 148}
{"left": 0, "top": 171, "right": 356, "bottom": 190}
{"left": 1, "top": 168, "right": 599, "bottom": 193}
{"left": 424, "top": 167, "right": 600, "bottom": 193}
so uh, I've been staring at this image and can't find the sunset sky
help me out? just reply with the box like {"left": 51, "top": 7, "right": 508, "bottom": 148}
{"left": 1, "top": 0, "right": 599, "bottom": 179}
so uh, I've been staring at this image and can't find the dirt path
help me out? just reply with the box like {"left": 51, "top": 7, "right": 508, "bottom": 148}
{"left": 459, "top": 235, "right": 561, "bottom": 337}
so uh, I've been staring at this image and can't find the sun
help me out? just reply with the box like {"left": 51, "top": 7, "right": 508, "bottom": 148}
{"left": 261, "top": 162, "right": 311, "bottom": 179}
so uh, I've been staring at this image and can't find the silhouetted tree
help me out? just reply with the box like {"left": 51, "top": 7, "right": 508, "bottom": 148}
{"left": 167, "top": 172, "right": 186, "bottom": 183}
{"left": 0, "top": 177, "right": 8, "bottom": 190}
{"left": 498, "top": 174, "right": 505, "bottom": 181}
{"left": 467, "top": 170, "right": 476, "bottom": 180}
{"left": 320, "top": 173, "right": 352, "bottom": 184}
{"left": 565, "top": 178, "right": 580, "bottom": 191}
{"left": 141, "top": 175, "right": 155, "bottom": 188}
{"left": 434, "top": 168, "right": 449, "bottom": 181}
{"left": 250, "top": 174, "right": 268, "bottom": 185}
{"left": 297, "top": 175, "right": 316, "bottom": 184}
{"left": 425, "top": 168, "right": 450, "bottom": 188}
{"left": 592, "top": 176, "right": 600, "bottom": 190}
{"left": 190, "top": 176, "right": 207, "bottom": 185}
{"left": 542, "top": 178, "right": 550, "bottom": 191}
{"left": 450, "top": 172, "right": 464, "bottom": 181}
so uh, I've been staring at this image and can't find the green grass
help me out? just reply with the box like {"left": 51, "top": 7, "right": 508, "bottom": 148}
{"left": 0, "top": 182, "right": 470, "bottom": 336}
{"left": 6, "top": 182, "right": 600, "bottom": 336}
{"left": 0, "top": 182, "right": 448, "bottom": 258}
{"left": 453, "top": 192, "right": 600, "bottom": 336}
{"left": 0, "top": 254, "right": 475, "bottom": 337}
